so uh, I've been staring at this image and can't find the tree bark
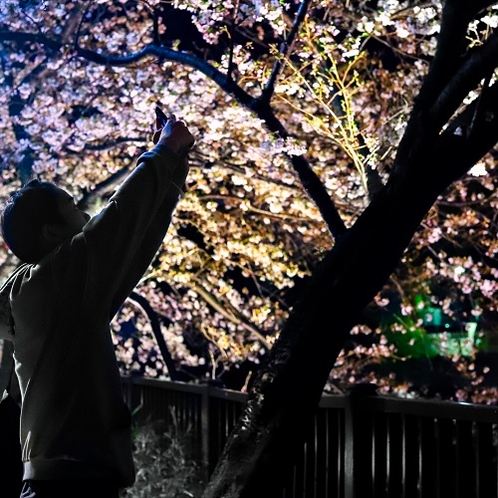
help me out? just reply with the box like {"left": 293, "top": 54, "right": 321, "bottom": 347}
{"left": 201, "top": 81, "right": 498, "bottom": 497}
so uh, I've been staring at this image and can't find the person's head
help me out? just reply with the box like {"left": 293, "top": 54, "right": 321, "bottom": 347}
{"left": 1, "top": 179, "right": 90, "bottom": 263}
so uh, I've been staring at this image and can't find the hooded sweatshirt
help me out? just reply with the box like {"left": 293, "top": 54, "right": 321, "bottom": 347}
{"left": 0, "top": 142, "right": 186, "bottom": 487}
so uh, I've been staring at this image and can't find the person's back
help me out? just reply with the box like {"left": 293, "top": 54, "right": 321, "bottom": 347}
{"left": 0, "top": 113, "right": 194, "bottom": 497}
{"left": 11, "top": 246, "right": 135, "bottom": 487}
{"left": 0, "top": 368, "right": 23, "bottom": 498}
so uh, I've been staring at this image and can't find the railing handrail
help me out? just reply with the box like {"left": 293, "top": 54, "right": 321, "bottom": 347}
{"left": 122, "top": 376, "right": 498, "bottom": 497}
{"left": 124, "top": 375, "right": 498, "bottom": 422}
{"left": 122, "top": 375, "right": 248, "bottom": 401}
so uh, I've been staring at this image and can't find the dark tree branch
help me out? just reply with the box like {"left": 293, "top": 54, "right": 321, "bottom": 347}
{"left": 429, "top": 31, "right": 498, "bottom": 131}
{"left": 73, "top": 2, "right": 93, "bottom": 50}
{"left": 59, "top": 2, "right": 85, "bottom": 44}
{"left": 394, "top": 2, "right": 498, "bottom": 177}
{"left": 469, "top": 71, "right": 494, "bottom": 137}
{"left": 152, "top": 4, "right": 159, "bottom": 45}
{"left": 438, "top": 81, "right": 498, "bottom": 178}
{"left": 414, "top": 0, "right": 496, "bottom": 114}
{"left": 77, "top": 42, "right": 348, "bottom": 237}
{"left": 202, "top": 77, "right": 498, "bottom": 498}
{"left": 0, "top": 30, "right": 62, "bottom": 51}
{"left": 226, "top": 0, "right": 239, "bottom": 81}
{"left": 290, "top": 155, "right": 347, "bottom": 236}
{"left": 128, "top": 291, "right": 181, "bottom": 381}
{"left": 63, "top": 136, "right": 147, "bottom": 154}
{"left": 0, "top": 28, "right": 347, "bottom": 237}
{"left": 78, "top": 166, "right": 130, "bottom": 211}
{"left": 414, "top": 0, "right": 473, "bottom": 112}
{"left": 261, "top": 0, "right": 311, "bottom": 104}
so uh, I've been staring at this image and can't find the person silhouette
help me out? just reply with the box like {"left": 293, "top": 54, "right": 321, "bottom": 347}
{"left": 0, "top": 113, "right": 194, "bottom": 498}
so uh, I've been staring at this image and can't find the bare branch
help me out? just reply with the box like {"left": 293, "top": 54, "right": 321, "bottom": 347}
{"left": 261, "top": 0, "right": 311, "bottom": 104}
{"left": 438, "top": 81, "right": 498, "bottom": 177}
{"left": 63, "top": 136, "right": 147, "bottom": 154}
{"left": 127, "top": 291, "right": 181, "bottom": 380}
{"left": 59, "top": 2, "right": 85, "bottom": 44}
{"left": 414, "top": 0, "right": 497, "bottom": 113}
{"left": 226, "top": 0, "right": 241, "bottom": 81}
{"left": 412, "top": 1, "right": 471, "bottom": 114}
{"left": 0, "top": 29, "right": 62, "bottom": 51}
{"left": 393, "top": 1, "right": 498, "bottom": 175}
{"left": 0, "top": 25, "right": 346, "bottom": 238}
{"left": 79, "top": 170, "right": 127, "bottom": 208}
{"left": 429, "top": 31, "right": 498, "bottom": 130}
{"left": 187, "top": 281, "right": 272, "bottom": 350}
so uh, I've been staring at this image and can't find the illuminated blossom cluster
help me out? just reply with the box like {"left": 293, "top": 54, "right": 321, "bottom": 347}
{"left": 0, "top": 0, "right": 497, "bottom": 400}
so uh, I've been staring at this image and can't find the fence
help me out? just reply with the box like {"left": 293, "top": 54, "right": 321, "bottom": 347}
{"left": 121, "top": 376, "right": 498, "bottom": 498}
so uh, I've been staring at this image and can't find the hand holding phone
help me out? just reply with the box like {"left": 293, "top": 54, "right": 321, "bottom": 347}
{"left": 153, "top": 106, "right": 194, "bottom": 154}
{"left": 155, "top": 105, "right": 169, "bottom": 128}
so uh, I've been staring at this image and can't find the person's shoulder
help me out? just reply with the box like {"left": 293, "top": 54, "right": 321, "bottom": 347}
{"left": 38, "top": 234, "right": 89, "bottom": 289}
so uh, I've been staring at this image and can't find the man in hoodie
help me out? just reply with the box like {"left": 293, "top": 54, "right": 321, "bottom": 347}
{"left": 0, "top": 113, "right": 194, "bottom": 498}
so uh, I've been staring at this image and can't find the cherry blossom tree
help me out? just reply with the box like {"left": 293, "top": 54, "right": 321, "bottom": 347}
{"left": 0, "top": 1, "right": 497, "bottom": 494}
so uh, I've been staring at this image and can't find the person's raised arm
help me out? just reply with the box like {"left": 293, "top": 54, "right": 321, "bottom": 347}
{"left": 109, "top": 114, "right": 195, "bottom": 316}
{"left": 70, "top": 114, "right": 194, "bottom": 311}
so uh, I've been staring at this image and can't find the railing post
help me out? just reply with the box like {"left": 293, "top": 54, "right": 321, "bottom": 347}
{"left": 122, "top": 375, "right": 141, "bottom": 417}
{"left": 344, "top": 383, "right": 377, "bottom": 498}
{"left": 200, "top": 382, "right": 210, "bottom": 482}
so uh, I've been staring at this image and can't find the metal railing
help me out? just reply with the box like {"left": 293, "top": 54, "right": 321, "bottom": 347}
{"left": 122, "top": 377, "right": 498, "bottom": 498}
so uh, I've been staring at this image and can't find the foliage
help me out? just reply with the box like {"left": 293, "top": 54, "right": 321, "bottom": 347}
{"left": 122, "top": 417, "right": 203, "bottom": 498}
{"left": 0, "top": 0, "right": 497, "bottom": 400}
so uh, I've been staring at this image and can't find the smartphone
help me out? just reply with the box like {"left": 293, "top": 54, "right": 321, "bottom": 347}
{"left": 155, "top": 105, "right": 169, "bottom": 127}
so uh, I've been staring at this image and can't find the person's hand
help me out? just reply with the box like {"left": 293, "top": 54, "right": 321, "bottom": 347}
{"left": 153, "top": 114, "right": 194, "bottom": 155}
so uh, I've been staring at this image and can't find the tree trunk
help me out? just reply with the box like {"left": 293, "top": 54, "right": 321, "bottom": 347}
{"left": 202, "top": 84, "right": 498, "bottom": 497}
